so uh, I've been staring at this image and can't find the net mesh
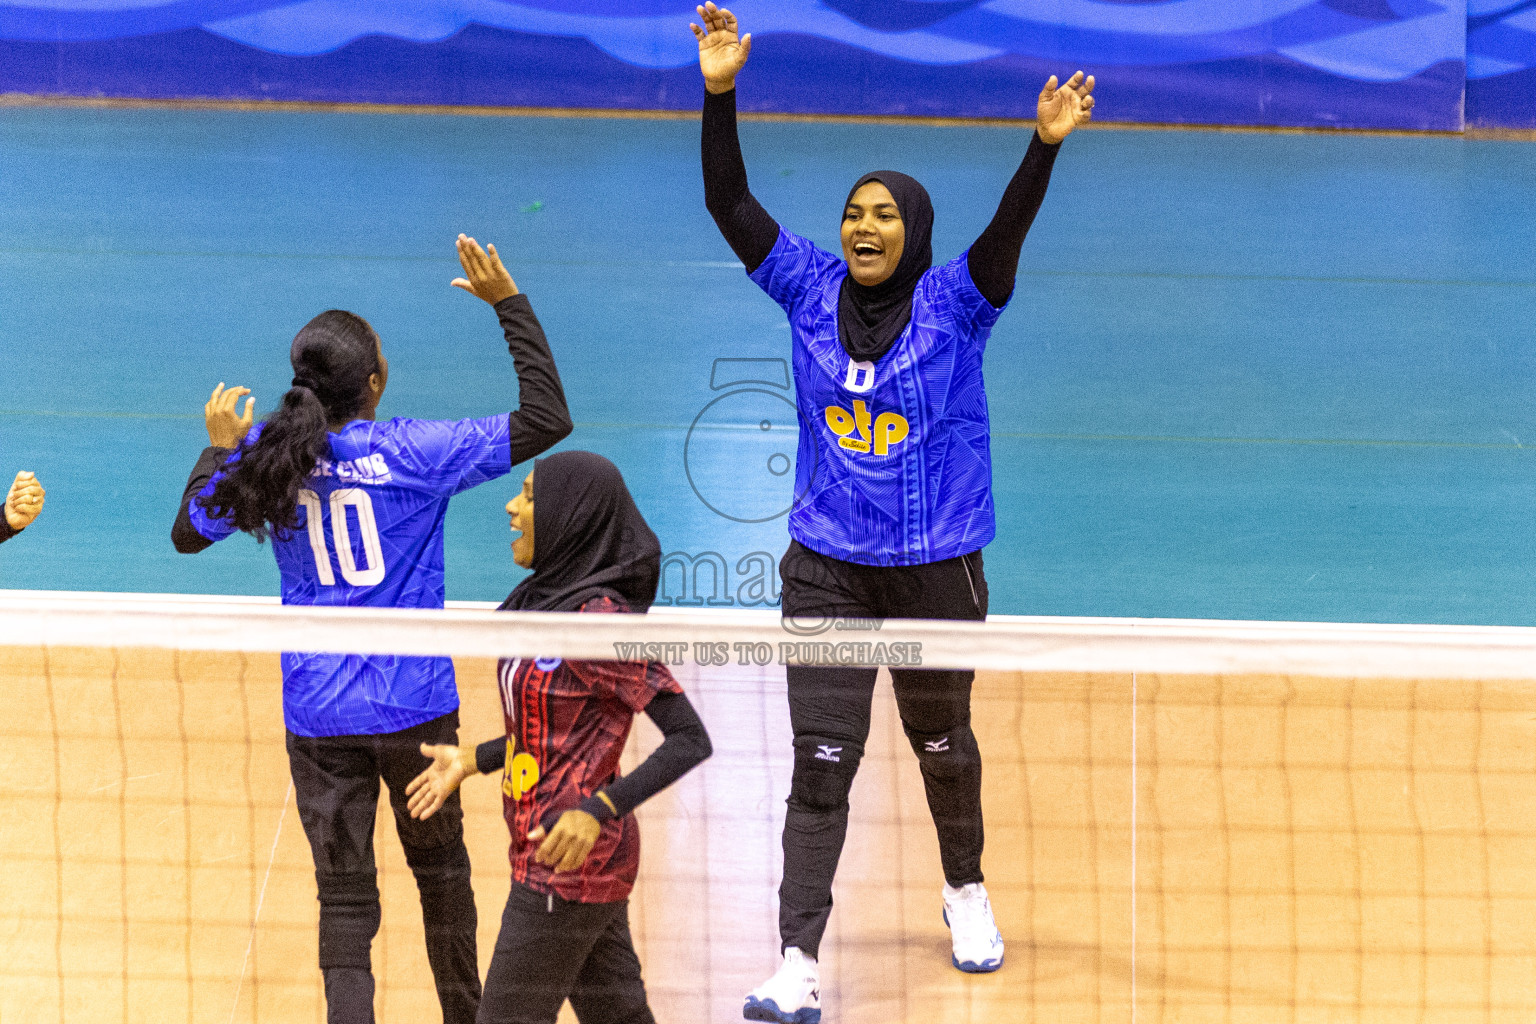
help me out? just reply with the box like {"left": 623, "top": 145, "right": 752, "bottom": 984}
{"left": 3, "top": 594, "right": 1535, "bottom": 1023}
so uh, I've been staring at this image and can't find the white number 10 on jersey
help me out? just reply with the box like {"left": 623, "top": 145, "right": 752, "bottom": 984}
{"left": 298, "top": 488, "right": 386, "bottom": 587}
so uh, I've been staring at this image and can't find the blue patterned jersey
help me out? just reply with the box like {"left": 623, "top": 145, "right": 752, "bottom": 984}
{"left": 750, "top": 228, "right": 1006, "bottom": 566}
{"left": 191, "top": 416, "right": 512, "bottom": 737}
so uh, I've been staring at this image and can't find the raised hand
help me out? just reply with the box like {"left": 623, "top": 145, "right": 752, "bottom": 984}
{"left": 1037, "top": 71, "right": 1096, "bottom": 145}
{"left": 452, "top": 234, "right": 519, "bottom": 306}
{"left": 691, "top": 2, "right": 751, "bottom": 94}
{"left": 5, "top": 471, "right": 44, "bottom": 531}
{"left": 528, "top": 808, "right": 602, "bottom": 873}
{"left": 406, "top": 743, "right": 472, "bottom": 821}
{"left": 205, "top": 382, "right": 254, "bottom": 449}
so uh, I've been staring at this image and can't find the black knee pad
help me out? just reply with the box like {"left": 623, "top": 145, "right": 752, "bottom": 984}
{"left": 404, "top": 840, "right": 477, "bottom": 937}
{"left": 903, "top": 723, "right": 980, "bottom": 779}
{"left": 788, "top": 735, "right": 863, "bottom": 812}
{"left": 315, "top": 871, "right": 381, "bottom": 971}
{"left": 402, "top": 837, "right": 471, "bottom": 889}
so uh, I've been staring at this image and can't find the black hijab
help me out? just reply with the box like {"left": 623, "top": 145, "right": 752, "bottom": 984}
{"left": 837, "top": 170, "right": 934, "bottom": 362}
{"left": 499, "top": 451, "right": 661, "bottom": 614}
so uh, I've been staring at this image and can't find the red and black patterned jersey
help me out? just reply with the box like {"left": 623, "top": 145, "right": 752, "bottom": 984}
{"left": 495, "top": 595, "right": 682, "bottom": 903}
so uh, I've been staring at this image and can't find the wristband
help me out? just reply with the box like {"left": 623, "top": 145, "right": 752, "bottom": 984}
{"left": 577, "top": 792, "right": 618, "bottom": 823}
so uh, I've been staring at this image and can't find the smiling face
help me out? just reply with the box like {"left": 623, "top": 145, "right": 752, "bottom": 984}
{"left": 840, "top": 180, "right": 906, "bottom": 287}
{"left": 506, "top": 469, "right": 535, "bottom": 568}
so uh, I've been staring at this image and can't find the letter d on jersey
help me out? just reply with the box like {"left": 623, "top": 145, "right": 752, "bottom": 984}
{"left": 843, "top": 360, "right": 876, "bottom": 393}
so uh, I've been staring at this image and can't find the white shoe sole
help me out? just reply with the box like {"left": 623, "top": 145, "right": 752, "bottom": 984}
{"left": 743, "top": 995, "right": 822, "bottom": 1023}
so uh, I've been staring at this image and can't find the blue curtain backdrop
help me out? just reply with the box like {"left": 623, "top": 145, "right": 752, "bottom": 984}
{"left": 0, "top": 1, "right": 1524, "bottom": 130}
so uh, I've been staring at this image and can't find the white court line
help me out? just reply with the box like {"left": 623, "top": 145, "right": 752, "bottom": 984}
{"left": 1131, "top": 670, "right": 1137, "bottom": 1024}
{"left": 228, "top": 780, "right": 293, "bottom": 1024}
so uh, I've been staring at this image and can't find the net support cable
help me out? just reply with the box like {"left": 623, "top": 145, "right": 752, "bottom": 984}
{"left": 4, "top": 588, "right": 1536, "bottom": 678}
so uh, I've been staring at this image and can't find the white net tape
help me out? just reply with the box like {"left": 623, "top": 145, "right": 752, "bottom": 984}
{"left": 4, "top": 588, "right": 1536, "bottom": 678}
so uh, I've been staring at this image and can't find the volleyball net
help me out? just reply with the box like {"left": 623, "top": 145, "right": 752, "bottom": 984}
{"left": 3, "top": 588, "right": 1535, "bottom": 1024}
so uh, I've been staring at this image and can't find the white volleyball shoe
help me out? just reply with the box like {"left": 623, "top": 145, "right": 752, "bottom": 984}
{"left": 743, "top": 946, "right": 821, "bottom": 1024}
{"left": 942, "top": 882, "right": 1005, "bottom": 973}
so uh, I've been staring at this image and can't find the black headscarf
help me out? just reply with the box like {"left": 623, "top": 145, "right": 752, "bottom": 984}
{"left": 499, "top": 451, "right": 661, "bottom": 614}
{"left": 837, "top": 170, "right": 934, "bottom": 362}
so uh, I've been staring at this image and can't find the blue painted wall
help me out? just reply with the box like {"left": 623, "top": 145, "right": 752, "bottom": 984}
{"left": 1467, "top": 1, "right": 1536, "bottom": 128}
{"left": 0, "top": 1, "right": 1486, "bottom": 131}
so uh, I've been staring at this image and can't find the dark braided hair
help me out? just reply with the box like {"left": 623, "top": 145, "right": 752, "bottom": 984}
{"left": 197, "top": 310, "right": 380, "bottom": 542}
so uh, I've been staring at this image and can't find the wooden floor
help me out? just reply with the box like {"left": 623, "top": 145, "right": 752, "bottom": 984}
{"left": 3, "top": 647, "right": 1535, "bottom": 1022}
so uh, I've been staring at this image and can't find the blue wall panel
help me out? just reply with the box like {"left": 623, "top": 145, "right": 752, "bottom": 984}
{"left": 1466, "top": 1, "right": 1536, "bottom": 128}
{"left": 0, "top": 1, "right": 1474, "bottom": 130}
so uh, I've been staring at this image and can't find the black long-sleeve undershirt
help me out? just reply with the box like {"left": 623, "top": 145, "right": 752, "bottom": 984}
{"left": 702, "top": 88, "right": 779, "bottom": 274}
{"left": 498, "top": 293, "right": 574, "bottom": 467}
{"left": 967, "top": 133, "right": 1060, "bottom": 305}
{"left": 0, "top": 518, "right": 20, "bottom": 544}
{"left": 701, "top": 87, "right": 1061, "bottom": 308}
{"left": 475, "top": 688, "right": 712, "bottom": 823}
{"left": 172, "top": 445, "right": 233, "bottom": 554}
{"left": 171, "top": 293, "right": 572, "bottom": 552}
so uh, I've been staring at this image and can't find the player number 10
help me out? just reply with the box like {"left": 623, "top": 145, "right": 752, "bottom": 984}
{"left": 297, "top": 488, "right": 387, "bottom": 587}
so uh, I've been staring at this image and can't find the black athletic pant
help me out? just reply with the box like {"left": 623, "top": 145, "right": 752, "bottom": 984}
{"left": 477, "top": 880, "right": 654, "bottom": 1024}
{"left": 778, "top": 540, "right": 989, "bottom": 959}
{"left": 287, "top": 711, "right": 481, "bottom": 1024}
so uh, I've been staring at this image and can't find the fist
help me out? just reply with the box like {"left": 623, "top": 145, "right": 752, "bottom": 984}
{"left": 4, "top": 471, "right": 44, "bottom": 531}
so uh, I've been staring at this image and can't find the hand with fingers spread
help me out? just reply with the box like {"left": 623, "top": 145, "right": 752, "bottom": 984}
{"left": 528, "top": 809, "right": 603, "bottom": 874}
{"left": 406, "top": 742, "right": 477, "bottom": 821}
{"left": 452, "top": 234, "right": 519, "bottom": 306}
{"left": 692, "top": 2, "right": 751, "bottom": 94}
{"left": 1037, "top": 71, "right": 1096, "bottom": 145}
{"left": 205, "top": 383, "right": 255, "bottom": 449}
{"left": 5, "top": 471, "right": 45, "bottom": 531}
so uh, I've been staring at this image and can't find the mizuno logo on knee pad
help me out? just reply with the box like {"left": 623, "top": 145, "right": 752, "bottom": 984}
{"left": 924, "top": 738, "right": 950, "bottom": 752}
{"left": 815, "top": 745, "right": 842, "bottom": 762}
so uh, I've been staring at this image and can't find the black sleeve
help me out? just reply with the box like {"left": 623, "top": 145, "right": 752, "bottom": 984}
{"left": 171, "top": 445, "right": 234, "bottom": 554}
{"left": 0, "top": 517, "right": 18, "bottom": 544}
{"left": 476, "top": 737, "right": 506, "bottom": 776}
{"left": 577, "top": 689, "right": 712, "bottom": 823}
{"left": 702, "top": 88, "right": 780, "bottom": 274}
{"left": 497, "top": 293, "right": 574, "bottom": 467}
{"left": 966, "top": 132, "right": 1062, "bottom": 308}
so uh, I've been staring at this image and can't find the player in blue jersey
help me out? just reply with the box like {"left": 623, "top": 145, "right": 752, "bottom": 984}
{"left": 172, "top": 235, "right": 572, "bottom": 1024}
{"left": 693, "top": 6, "right": 1096, "bottom": 1020}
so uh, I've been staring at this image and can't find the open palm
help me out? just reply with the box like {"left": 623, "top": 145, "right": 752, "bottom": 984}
{"left": 1038, "top": 72, "right": 1096, "bottom": 144}
{"left": 692, "top": 2, "right": 751, "bottom": 93}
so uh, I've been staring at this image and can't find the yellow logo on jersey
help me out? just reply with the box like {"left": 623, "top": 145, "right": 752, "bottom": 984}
{"left": 501, "top": 743, "right": 540, "bottom": 802}
{"left": 825, "top": 400, "right": 909, "bottom": 456}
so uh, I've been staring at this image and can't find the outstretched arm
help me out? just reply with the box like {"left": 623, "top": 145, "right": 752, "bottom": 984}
{"left": 453, "top": 235, "right": 574, "bottom": 464}
{"left": 172, "top": 384, "right": 251, "bottom": 553}
{"left": 968, "top": 73, "right": 1096, "bottom": 308}
{"left": 405, "top": 739, "right": 510, "bottom": 820}
{"left": 693, "top": 3, "right": 779, "bottom": 272}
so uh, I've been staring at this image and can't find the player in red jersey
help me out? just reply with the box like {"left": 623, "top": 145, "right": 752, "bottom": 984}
{"left": 406, "top": 451, "right": 712, "bottom": 1023}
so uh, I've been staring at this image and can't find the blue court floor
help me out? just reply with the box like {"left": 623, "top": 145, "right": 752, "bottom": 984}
{"left": 0, "top": 105, "right": 1533, "bottom": 624}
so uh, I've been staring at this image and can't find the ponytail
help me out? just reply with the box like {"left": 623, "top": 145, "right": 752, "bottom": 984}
{"left": 198, "top": 310, "right": 380, "bottom": 542}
